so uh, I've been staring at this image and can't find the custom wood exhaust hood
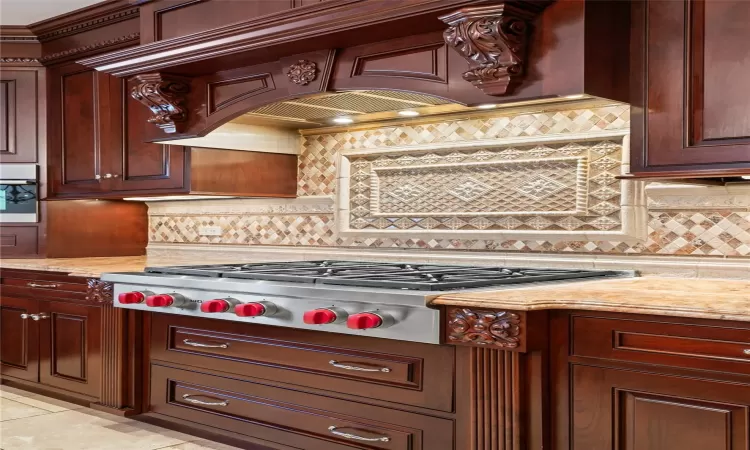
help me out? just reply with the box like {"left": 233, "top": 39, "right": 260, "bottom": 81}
{"left": 77, "top": 0, "right": 630, "bottom": 140}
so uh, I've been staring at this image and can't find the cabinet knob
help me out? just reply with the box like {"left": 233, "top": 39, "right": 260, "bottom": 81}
{"left": 19, "top": 313, "right": 30, "bottom": 320}
{"left": 743, "top": 349, "right": 750, "bottom": 355}
{"left": 31, "top": 313, "right": 49, "bottom": 321}
{"left": 103, "top": 173, "right": 113, "bottom": 179}
{"left": 95, "top": 174, "right": 101, "bottom": 180}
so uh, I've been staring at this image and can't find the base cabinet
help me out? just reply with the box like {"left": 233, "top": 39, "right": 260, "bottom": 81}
{"left": 38, "top": 301, "right": 101, "bottom": 397}
{"left": 571, "top": 365, "right": 750, "bottom": 450}
{"left": 0, "top": 296, "right": 39, "bottom": 381}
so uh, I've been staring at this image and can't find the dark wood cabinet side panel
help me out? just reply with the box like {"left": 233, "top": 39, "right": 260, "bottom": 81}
{"left": 0, "top": 69, "right": 39, "bottom": 163}
{"left": 0, "top": 296, "right": 39, "bottom": 382}
{"left": 0, "top": 225, "right": 39, "bottom": 257}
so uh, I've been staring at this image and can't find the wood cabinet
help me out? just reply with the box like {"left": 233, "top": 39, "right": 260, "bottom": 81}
{"left": 47, "top": 63, "right": 297, "bottom": 200}
{"left": 0, "top": 67, "right": 43, "bottom": 163}
{"left": 552, "top": 311, "right": 750, "bottom": 450}
{"left": 0, "top": 296, "right": 39, "bottom": 381}
{"left": 38, "top": 300, "right": 101, "bottom": 397}
{"left": 630, "top": 0, "right": 750, "bottom": 178}
{"left": 0, "top": 270, "right": 141, "bottom": 414}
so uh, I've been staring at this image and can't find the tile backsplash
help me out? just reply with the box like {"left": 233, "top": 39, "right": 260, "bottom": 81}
{"left": 148, "top": 104, "right": 750, "bottom": 258}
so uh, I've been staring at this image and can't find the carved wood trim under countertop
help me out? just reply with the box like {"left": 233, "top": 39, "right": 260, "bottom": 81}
{"left": 445, "top": 306, "right": 525, "bottom": 351}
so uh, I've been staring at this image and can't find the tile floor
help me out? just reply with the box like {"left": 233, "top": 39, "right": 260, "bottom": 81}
{"left": 0, "top": 384, "right": 242, "bottom": 450}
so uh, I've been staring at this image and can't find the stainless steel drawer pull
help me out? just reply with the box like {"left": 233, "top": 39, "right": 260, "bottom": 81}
{"left": 743, "top": 349, "right": 750, "bottom": 355}
{"left": 182, "top": 339, "right": 229, "bottom": 349}
{"left": 181, "top": 394, "right": 228, "bottom": 407}
{"left": 328, "top": 426, "right": 390, "bottom": 442}
{"left": 27, "top": 282, "right": 58, "bottom": 289}
{"left": 329, "top": 360, "right": 391, "bottom": 373}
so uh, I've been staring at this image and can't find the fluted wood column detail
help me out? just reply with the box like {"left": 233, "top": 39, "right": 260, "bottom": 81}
{"left": 99, "top": 303, "right": 128, "bottom": 409}
{"left": 471, "top": 348, "right": 522, "bottom": 450}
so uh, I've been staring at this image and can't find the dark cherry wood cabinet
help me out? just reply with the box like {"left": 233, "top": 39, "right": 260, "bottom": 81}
{"left": 630, "top": 0, "right": 750, "bottom": 178}
{"left": 0, "top": 296, "right": 40, "bottom": 382}
{"left": 0, "top": 269, "right": 141, "bottom": 414}
{"left": 552, "top": 311, "right": 750, "bottom": 450}
{"left": 38, "top": 300, "right": 101, "bottom": 397}
{"left": 0, "top": 67, "right": 44, "bottom": 163}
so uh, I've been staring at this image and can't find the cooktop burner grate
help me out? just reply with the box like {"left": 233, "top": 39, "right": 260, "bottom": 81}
{"left": 145, "top": 261, "right": 627, "bottom": 291}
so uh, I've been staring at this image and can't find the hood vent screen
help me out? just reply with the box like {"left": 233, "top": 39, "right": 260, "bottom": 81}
{"left": 245, "top": 90, "right": 455, "bottom": 126}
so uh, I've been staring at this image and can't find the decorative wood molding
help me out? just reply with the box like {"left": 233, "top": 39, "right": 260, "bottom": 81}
{"left": 131, "top": 73, "right": 191, "bottom": 134}
{"left": 0, "top": 58, "right": 39, "bottom": 64}
{"left": 35, "top": 7, "right": 139, "bottom": 42}
{"left": 286, "top": 59, "right": 318, "bottom": 86}
{"left": 467, "top": 348, "right": 522, "bottom": 449}
{"left": 446, "top": 307, "right": 522, "bottom": 348}
{"left": 85, "top": 279, "right": 114, "bottom": 304}
{"left": 440, "top": 2, "right": 553, "bottom": 95}
{"left": 39, "top": 32, "right": 140, "bottom": 64}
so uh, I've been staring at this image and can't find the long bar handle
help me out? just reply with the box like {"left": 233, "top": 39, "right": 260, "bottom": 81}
{"left": 328, "top": 426, "right": 390, "bottom": 442}
{"left": 182, "top": 339, "right": 229, "bottom": 349}
{"left": 181, "top": 394, "right": 228, "bottom": 407}
{"left": 329, "top": 360, "right": 391, "bottom": 373}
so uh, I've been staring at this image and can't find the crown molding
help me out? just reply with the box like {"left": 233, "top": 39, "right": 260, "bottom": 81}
{"left": 39, "top": 32, "right": 140, "bottom": 64}
{"left": 0, "top": 26, "right": 39, "bottom": 43}
{"left": 29, "top": 1, "right": 138, "bottom": 43}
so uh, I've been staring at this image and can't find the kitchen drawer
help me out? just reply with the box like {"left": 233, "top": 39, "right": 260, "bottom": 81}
{"left": 0, "top": 269, "right": 88, "bottom": 302}
{"left": 150, "top": 314, "right": 454, "bottom": 412}
{"left": 150, "top": 364, "right": 454, "bottom": 450}
{"left": 0, "top": 226, "right": 38, "bottom": 257}
{"left": 572, "top": 315, "right": 750, "bottom": 375}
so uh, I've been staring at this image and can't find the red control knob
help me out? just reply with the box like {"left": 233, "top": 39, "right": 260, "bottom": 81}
{"left": 303, "top": 308, "right": 338, "bottom": 325}
{"left": 235, "top": 302, "right": 267, "bottom": 317}
{"left": 118, "top": 291, "right": 145, "bottom": 304}
{"left": 347, "top": 312, "right": 383, "bottom": 330}
{"left": 200, "top": 299, "right": 230, "bottom": 313}
{"left": 146, "top": 294, "right": 176, "bottom": 307}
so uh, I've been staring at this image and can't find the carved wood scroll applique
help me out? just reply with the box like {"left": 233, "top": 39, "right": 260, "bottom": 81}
{"left": 131, "top": 73, "right": 191, "bottom": 133}
{"left": 440, "top": 2, "right": 553, "bottom": 95}
{"left": 446, "top": 307, "right": 522, "bottom": 348}
{"left": 286, "top": 59, "right": 318, "bottom": 86}
{"left": 86, "top": 279, "right": 113, "bottom": 304}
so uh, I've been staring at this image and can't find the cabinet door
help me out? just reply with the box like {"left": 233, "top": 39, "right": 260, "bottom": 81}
{"left": 632, "top": 0, "right": 750, "bottom": 176}
{"left": 0, "top": 296, "right": 39, "bottom": 381}
{"left": 0, "top": 68, "right": 41, "bottom": 163}
{"left": 108, "top": 77, "right": 187, "bottom": 193}
{"left": 571, "top": 364, "right": 749, "bottom": 450}
{"left": 38, "top": 301, "right": 101, "bottom": 397}
{"left": 47, "top": 63, "right": 117, "bottom": 196}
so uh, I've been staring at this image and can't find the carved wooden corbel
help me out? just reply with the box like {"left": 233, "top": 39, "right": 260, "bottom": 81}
{"left": 440, "top": 2, "right": 553, "bottom": 96}
{"left": 446, "top": 306, "right": 523, "bottom": 348}
{"left": 130, "top": 73, "right": 191, "bottom": 133}
{"left": 85, "top": 279, "right": 113, "bottom": 303}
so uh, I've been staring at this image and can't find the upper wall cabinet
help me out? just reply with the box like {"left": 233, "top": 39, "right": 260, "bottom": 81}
{"left": 0, "top": 66, "right": 44, "bottom": 163}
{"left": 629, "top": 0, "right": 750, "bottom": 179}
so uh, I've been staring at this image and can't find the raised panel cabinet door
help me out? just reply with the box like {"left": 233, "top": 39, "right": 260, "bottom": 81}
{"left": 38, "top": 301, "right": 101, "bottom": 397}
{"left": 0, "top": 68, "right": 41, "bottom": 163}
{"left": 108, "top": 77, "right": 186, "bottom": 193}
{"left": 632, "top": 0, "right": 750, "bottom": 176}
{"left": 47, "top": 64, "right": 115, "bottom": 196}
{"left": 570, "top": 365, "right": 750, "bottom": 450}
{"left": 0, "top": 296, "right": 39, "bottom": 381}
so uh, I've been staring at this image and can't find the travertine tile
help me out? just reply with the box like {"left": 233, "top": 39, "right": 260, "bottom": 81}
{"left": 156, "top": 439, "right": 244, "bottom": 450}
{"left": 0, "top": 408, "right": 192, "bottom": 449}
{"left": 9, "top": 394, "right": 84, "bottom": 413}
{"left": 0, "top": 398, "right": 51, "bottom": 422}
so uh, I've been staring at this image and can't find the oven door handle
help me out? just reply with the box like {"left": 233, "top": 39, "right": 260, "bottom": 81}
{"left": 0, "top": 180, "right": 36, "bottom": 185}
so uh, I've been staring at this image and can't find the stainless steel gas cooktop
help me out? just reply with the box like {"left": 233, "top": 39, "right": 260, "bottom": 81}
{"left": 103, "top": 261, "right": 634, "bottom": 344}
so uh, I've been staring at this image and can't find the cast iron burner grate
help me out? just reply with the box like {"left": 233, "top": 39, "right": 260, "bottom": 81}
{"left": 145, "top": 261, "right": 627, "bottom": 291}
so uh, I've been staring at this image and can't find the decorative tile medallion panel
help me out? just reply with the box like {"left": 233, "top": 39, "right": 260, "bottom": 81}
{"left": 339, "top": 134, "right": 645, "bottom": 241}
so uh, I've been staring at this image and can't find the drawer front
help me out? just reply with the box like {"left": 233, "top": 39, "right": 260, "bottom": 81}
{"left": 572, "top": 315, "right": 750, "bottom": 375}
{"left": 151, "top": 364, "right": 453, "bottom": 450}
{"left": 0, "top": 269, "right": 88, "bottom": 302}
{"left": 0, "top": 226, "right": 38, "bottom": 257}
{"left": 150, "top": 314, "right": 454, "bottom": 412}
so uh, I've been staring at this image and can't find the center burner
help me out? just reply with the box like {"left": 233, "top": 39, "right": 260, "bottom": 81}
{"left": 145, "top": 260, "right": 625, "bottom": 291}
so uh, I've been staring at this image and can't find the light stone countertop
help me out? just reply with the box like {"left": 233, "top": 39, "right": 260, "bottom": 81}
{"left": 0, "top": 254, "right": 300, "bottom": 278}
{"left": 432, "top": 277, "right": 750, "bottom": 322}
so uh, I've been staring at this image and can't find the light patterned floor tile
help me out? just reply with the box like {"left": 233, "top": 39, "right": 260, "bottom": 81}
{"left": 156, "top": 439, "right": 245, "bottom": 450}
{"left": 9, "top": 394, "right": 84, "bottom": 413}
{"left": 0, "top": 398, "right": 51, "bottom": 422}
{"left": 0, "top": 408, "right": 193, "bottom": 450}
{"left": 0, "top": 385, "right": 33, "bottom": 401}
